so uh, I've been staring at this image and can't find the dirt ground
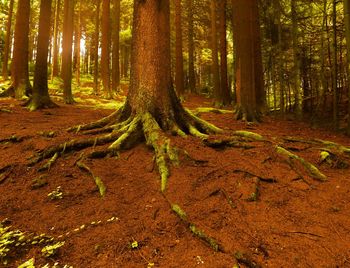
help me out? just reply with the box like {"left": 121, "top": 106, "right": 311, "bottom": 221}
{"left": 1, "top": 94, "right": 350, "bottom": 268}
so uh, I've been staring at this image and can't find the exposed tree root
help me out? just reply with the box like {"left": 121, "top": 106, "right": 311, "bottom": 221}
{"left": 234, "top": 251, "right": 262, "bottom": 268}
{"left": 233, "top": 169, "right": 277, "bottom": 183}
{"left": 171, "top": 204, "right": 222, "bottom": 252}
{"left": 0, "top": 164, "right": 14, "bottom": 184}
{"left": 0, "top": 135, "right": 29, "bottom": 144}
{"left": 76, "top": 159, "right": 106, "bottom": 197}
{"left": 0, "top": 108, "right": 12, "bottom": 113}
{"left": 25, "top": 96, "right": 59, "bottom": 111}
{"left": 38, "top": 152, "right": 59, "bottom": 172}
{"left": 275, "top": 146, "right": 327, "bottom": 181}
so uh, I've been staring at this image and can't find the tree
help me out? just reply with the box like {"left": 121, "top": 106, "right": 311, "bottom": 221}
{"left": 345, "top": 0, "right": 350, "bottom": 135}
{"left": 51, "top": 0, "right": 61, "bottom": 80}
{"left": 210, "top": 0, "right": 220, "bottom": 104}
{"left": 186, "top": 0, "right": 196, "bottom": 92}
{"left": 1, "top": 0, "right": 14, "bottom": 81}
{"left": 101, "top": 0, "right": 112, "bottom": 98}
{"left": 61, "top": 0, "right": 75, "bottom": 104}
{"left": 216, "top": 0, "right": 231, "bottom": 106}
{"left": 93, "top": 0, "right": 101, "bottom": 94}
{"left": 112, "top": 0, "right": 121, "bottom": 92}
{"left": 174, "top": 0, "right": 185, "bottom": 97}
{"left": 232, "top": 0, "right": 264, "bottom": 121}
{"left": 35, "top": 0, "right": 221, "bottom": 193}
{"left": 27, "top": 0, "right": 57, "bottom": 111}
{"left": 8, "top": 0, "right": 32, "bottom": 99}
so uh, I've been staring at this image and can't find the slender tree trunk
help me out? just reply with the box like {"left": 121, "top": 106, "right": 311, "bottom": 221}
{"left": 75, "top": 0, "right": 82, "bottom": 86}
{"left": 61, "top": 0, "right": 75, "bottom": 104}
{"left": 94, "top": 0, "right": 101, "bottom": 94}
{"left": 174, "top": 0, "right": 185, "bottom": 97}
{"left": 112, "top": 0, "right": 120, "bottom": 93}
{"left": 101, "top": 0, "right": 112, "bottom": 98}
{"left": 210, "top": 0, "right": 220, "bottom": 102}
{"left": 51, "top": 0, "right": 61, "bottom": 80}
{"left": 187, "top": 0, "right": 195, "bottom": 92}
{"left": 332, "top": 0, "right": 339, "bottom": 129}
{"left": 10, "top": 0, "right": 32, "bottom": 99}
{"left": 217, "top": 0, "right": 230, "bottom": 106}
{"left": 344, "top": 0, "right": 350, "bottom": 135}
{"left": 28, "top": 0, "right": 57, "bottom": 110}
{"left": 2, "top": 0, "right": 14, "bottom": 81}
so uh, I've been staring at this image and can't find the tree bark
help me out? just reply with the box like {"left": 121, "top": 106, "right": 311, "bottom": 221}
{"left": 112, "top": 0, "right": 121, "bottom": 93}
{"left": 28, "top": 0, "right": 57, "bottom": 110}
{"left": 174, "top": 0, "right": 185, "bottom": 97}
{"left": 74, "top": 0, "right": 82, "bottom": 86}
{"left": 332, "top": 0, "right": 339, "bottom": 129}
{"left": 210, "top": 0, "right": 220, "bottom": 104}
{"left": 2, "top": 0, "right": 14, "bottom": 81}
{"left": 51, "top": 0, "right": 61, "bottom": 80}
{"left": 101, "top": 0, "right": 112, "bottom": 98}
{"left": 61, "top": 0, "right": 75, "bottom": 104}
{"left": 217, "top": 0, "right": 231, "bottom": 106}
{"left": 186, "top": 0, "right": 196, "bottom": 93}
{"left": 10, "top": 0, "right": 32, "bottom": 99}
{"left": 94, "top": 0, "right": 101, "bottom": 94}
{"left": 344, "top": 0, "right": 350, "bottom": 135}
{"left": 232, "top": 0, "right": 264, "bottom": 121}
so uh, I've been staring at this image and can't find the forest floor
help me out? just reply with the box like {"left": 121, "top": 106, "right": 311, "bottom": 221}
{"left": 0, "top": 92, "right": 350, "bottom": 268}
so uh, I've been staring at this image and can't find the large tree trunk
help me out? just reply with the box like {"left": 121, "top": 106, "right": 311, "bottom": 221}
{"left": 61, "top": 0, "right": 75, "bottom": 104}
{"left": 232, "top": 0, "right": 264, "bottom": 121}
{"left": 74, "top": 0, "right": 82, "bottom": 86}
{"left": 2, "top": 0, "right": 14, "bottom": 81}
{"left": 112, "top": 0, "right": 121, "bottom": 93}
{"left": 10, "top": 0, "right": 32, "bottom": 99}
{"left": 27, "top": 0, "right": 57, "bottom": 111}
{"left": 101, "top": 0, "right": 112, "bottom": 98}
{"left": 174, "top": 0, "right": 185, "bottom": 97}
{"left": 51, "top": 0, "right": 61, "bottom": 80}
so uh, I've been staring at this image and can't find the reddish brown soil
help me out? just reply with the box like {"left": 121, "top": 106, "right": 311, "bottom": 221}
{"left": 1, "top": 95, "right": 350, "bottom": 268}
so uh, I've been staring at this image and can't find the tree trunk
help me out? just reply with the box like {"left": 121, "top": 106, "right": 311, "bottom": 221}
{"left": 51, "top": 0, "right": 61, "bottom": 80}
{"left": 61, "top": 0, "right": 75, "bottom": 104}
{"left": 74, "top": 0, "right": 82, "bottom": 86}
{"left": 94, "top": 0, "right": 101, "bottom": 94}
{"left": 112, "top": 0, "right": 120, "bottom": 93}
{"left": 10, "top": 0, "right": 32, "bottom": 99}
{"left": 187, "top": 0, "right": 196, "bottom": 93}
{"left": 28, "top": 0, "right": 57, "bottom": 110}
{"left": 210, "top": 0, "right": 220, "bottom": 103}
{"left": 332, "top": 0, "right": 339, "bottom": 129}
{"left": 174, "top": 0, "right": 185, "bottom": 97}
{"left": 217, "top": 0, "right": 231, "bottom": 106}
{"left": 101, "top": 0, "right": 112, "bottom": 98}
{"left": 2, "top": 0, "right": 14, "bottom": 81}
{"left": 344, "top": 0, "right": 350, "bottom": 135}
{"left": 232, "top": 0, "right": 264, "bottom": 121}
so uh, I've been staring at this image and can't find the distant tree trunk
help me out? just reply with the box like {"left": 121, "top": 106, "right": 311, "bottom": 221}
{"left": 27, "top": 0, "right": 57, "bottom": 110}
{"left": 94, "top": 0, "right": 101, "bottom": 94}
{"left": 216, "top": 0, "right": 231, "bottom": 106}
{"left": 210, "top": 0, "right": 220, "bottom": 102}
{"left": 10, "top": 0, "right": 32, "bottom": 99}
{"left": 112, "top": 0, "right": 121, "bottom": 93}
{"left": 2, "top": 0, "right": 14, "bottom": 81}
{"left": 344, "top": 0, "right": 350, "bottom": 135}
{"left": 74, "top": 0, "right": 82, "bottom": 86}
{"left": 332, "top": 0, "right": 339, "bottom": 129}
{"left": 174, "top": 0, "right": 185, "bottom": 97}
{"left": 187, "top": 0, "right": 196, "bottom": 92}
{"left": 51, "top": 0, "right": 61, "bottom": 80}
{"left": 232, "top": 0, "right": 264, "bottom": 121}
{"left": 101, "top": 0, "right": 112, "bottom": 98}
{"left": 291, "top": 0, "right": 302, "bottom": 118}
{"left": 61, "top": 0, "right": 75, "bottom": 104}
